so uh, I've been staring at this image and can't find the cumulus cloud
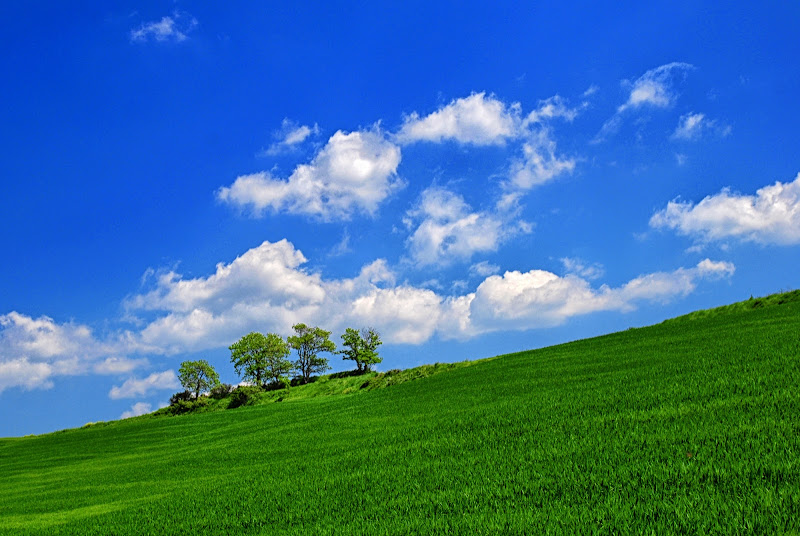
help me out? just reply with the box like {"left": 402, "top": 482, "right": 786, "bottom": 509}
{"left": 109, "top": 371, "right": 179, "bottom": 400}
{"left": 261, "top": 119, "right": 320, "bottom": 155}
{"left": 350, "top": 286, "right": 443, "bottom": 344}
{"left": 397, "top": 93, "right": 576, "bottom": 194}
{"left": 130, "top": 12, "right": 198, "bottom": 43}
{"left": 120, "top": 402, "right": 152, "bottom": 419}
{"left": 127, "top": 240, "right": 427, "bottom": 348}
{"left": 125, "top": 239, "right": 734, "bottom": 350}
{"left": 0, "top": 312, "right": 139, "bottom": 393}
{"left": 397, "top": 92, "right": 520, "bottom": 145}
{"left": 218, "top": 129, "right": 403, "bottom": 220}
{"left": 0, "top": 358, "right": 54, "bottom": 393}
{"left": 403, "top": 187, "right": 528, "bottom": 267}
{"left": 460, "top": 258, "right": 734, "bottom": 335}
{"left": 650, "top": 173, "right": 800, "bottom": 246}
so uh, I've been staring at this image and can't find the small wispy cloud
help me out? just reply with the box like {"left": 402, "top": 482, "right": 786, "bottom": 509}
{"left": 561, "top": 257, "right": 605, "bottom": 280}
{"left": 260, "top": 119, "right": 321, "bottom": 156}
{"left": 671, "top": 112, "right": 732, "bottom": 141}
{"left": 618, "top": 62, "right": 694, "bottom": 113}
{"left": 593, "top": 62, "right": 694, "bottom": 143}
{"left": 130, "top": 11, "right": 198, "bottom": 44}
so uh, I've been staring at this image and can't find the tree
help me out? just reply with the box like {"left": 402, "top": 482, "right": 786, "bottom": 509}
{"left": 339, "top": 327, "right": 383, "bottom": 373}
{"left": 178, "top": 360, "right": 220, "bottom": 399}
{"left": 287, "top": 323, "right": 336, "bottom": 383}
{"left": 229, "top": 332, "right": 293, "bottom": 388}
{"left": 262, "top": 332, "right": 293, "bottom": 385}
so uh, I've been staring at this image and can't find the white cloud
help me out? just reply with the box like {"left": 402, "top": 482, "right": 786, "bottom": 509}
{"left": 505, "top": 128, "right": 576, "bottom": 196}
{"left": 129, "top": 239, "right": 326, "bottom": 352}
{"left": 93, "top": 357, "right": 149, "bottom": 375}
{"left": 671, "top": 112, "right": 731, "bottom": 141}
{"left": 218, "top": 129, "right": 403, "bottom": 220}
{"left": 404, "top": 187, "right": 529, "bottom": 267}
{"left": 0, "top": 312, "right": 131, "bottom": 393}
{"left": 130, "top": 12, "right": 198, "bottom": 43}
{"left": 350, "top": 286, "right": 443, "bottom": 344}
{"left": 593, "top": 62, "right": 694, "bottom": 143}
{"left": 125, "top": 239, "right": 734, "bottom": 350}
{"left": 616, "top": 259, "right": 734, "bottom": 303}
{"left": 461, "top": 258, "right": 734, "bottom": 336}
{"left": 120, "top": 402, "right": 152, "bottom": 419}
{"left": 672, "top": 112, "right": 706, "bottom": 140}
{"left": 470, "top": 261, "right": 501, "bottom": 277}
{"left": 583, "top": 85, "right": 599, "bottom": 98}
{"left": 561, "top": 257, "right": 605, "bottom": 280}
{"left": 650, "top": 173, "right": 800, "bottom": 246}
{"left": 109, "top": 371, "right": 179, "bottom": 400}
{"left": 523, "top": 95, "right": 581, "bottom": 126}
{"left": 397, "top": 92, "right": 520, "bottom": 145}
{"left": 125, "top": 239, "right": 438, "bottom": 346}
{"left": 0, "top": 358, "right": 54, "bottom": 393}
{"left": 618, "top": 62, "right": 694, "bottom": 113}
{"left": 261, "top": 119, "right": 320, "bottom": 155}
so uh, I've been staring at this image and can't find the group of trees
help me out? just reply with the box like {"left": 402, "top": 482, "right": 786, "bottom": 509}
{"left": 175, "top": 324, "right": 383, "bottom": 400}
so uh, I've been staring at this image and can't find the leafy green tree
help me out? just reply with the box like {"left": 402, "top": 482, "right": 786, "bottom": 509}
{"left": 178, "top": 360, "right": 220, "bottom": 399}
{"left": 229, "top": 332, "right": 270, "bottom": 387}
{"left": 262, "top": 332, "right": 293, "bottom": 385}
{"left": 229, "top": 332, "right": 293, "bottom": 388}
{"left": 339, "top": 327, "right": 383, "bottom": 373}
{"left": 287, "top": 323, "right": 336, "bottom": 383}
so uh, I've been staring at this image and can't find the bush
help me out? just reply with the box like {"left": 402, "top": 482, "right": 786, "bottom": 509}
{"left": 163, "top": 397, "right": 210, "bottom": 415}
{"left": 228, "top": 385, "right": 263, "bottom": 409}
{"left": 169, "top": 390, "right": 193, "bottom": 405}
{"left": 290, "top": 375, "right": 319, "bottom": 387}
{"left": 264, "top": 376, "right": 291, "bottom": 391}
{"left": 210, "top": 383, "right": 234, "bottom": 399}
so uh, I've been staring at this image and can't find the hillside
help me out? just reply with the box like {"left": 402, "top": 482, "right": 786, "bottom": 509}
{"left": 1, "top": 292, "right": 798, "bottom": 534}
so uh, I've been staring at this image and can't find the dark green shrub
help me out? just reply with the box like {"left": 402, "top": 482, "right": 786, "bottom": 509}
{"left": 264, "top": 376, "right": 291, "bottom": 391}
{"left": 290, "top": 375, "right": 319, "bottom": 387}
{"left": 228, "top": 385, "right": 263, "bottom": 409}
{"left": 210, "top": 383, "right": 234, "bottom": 399}
{"left": 169, "top": 390, "right": 193, "bottom": 405}
{"left": 163, "top": 397, "right": 210, "bottom": 415}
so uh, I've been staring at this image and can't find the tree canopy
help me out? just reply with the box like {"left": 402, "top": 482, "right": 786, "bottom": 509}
{"left": 229, "top": 332, "right": 269, "bottom": 387}
{"left": 339, "top": 327, "right": 383, "bottom": 373}
{"left": 287, "top": 323, "right": 336, "bottom": 384}
{"left": 178, "top": 360, "right": 220, "bottom": 399}
{"left": 261, "top": 332, "right": 292, "bottom": 385}
{"left": 229, "top": 331, "right": 293, "bottom": 388}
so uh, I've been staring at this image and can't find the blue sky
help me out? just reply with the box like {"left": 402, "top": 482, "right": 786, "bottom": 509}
{"left": 2, "top": 2, "right": 799, "bottom": 436}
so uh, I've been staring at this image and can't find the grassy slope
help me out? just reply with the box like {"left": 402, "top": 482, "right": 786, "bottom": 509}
{"left": 148, "top": 360, "right": 482, "bottom": 417}
{"left": 1, "top": 294, "right": 799, "bottom": 534}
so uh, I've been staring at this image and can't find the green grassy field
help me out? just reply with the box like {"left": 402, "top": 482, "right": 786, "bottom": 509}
{"left": 1, "top": 293, "right": 799, "bottom": 534}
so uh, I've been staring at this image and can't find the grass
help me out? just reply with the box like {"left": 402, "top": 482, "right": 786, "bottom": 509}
{"left": 1, "top": 292, "right": 798, "bottom": 534}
